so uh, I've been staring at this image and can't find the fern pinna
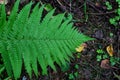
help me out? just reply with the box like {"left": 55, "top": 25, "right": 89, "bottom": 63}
{"left": 0, "top": 0, "right": 93, "bottom": 79}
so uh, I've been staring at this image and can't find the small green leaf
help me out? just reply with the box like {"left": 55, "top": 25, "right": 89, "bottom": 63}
{"left": 77, "top": 53, "right": 81, "bottom": 58}
{"left": 96, "top": 49, "right": 104, "bottom": 54}
{"left": 117, "top": 8, "right": 120, "bottom": 15}
{"left": 97, "top": 55, "right": 102, "bottom": 61}
{"left": 110, "top": 57, "right": 116, "bottom": 66}
{"left": 69, "top": 73, "right": 75, "bottom": 80}
{"left": 110, "top": 33, "right": 114, "bottom": 37}
{"left": 45, "top": 4, "right": 53, "bottom": 11}
{"left": 109, "top": 18, "right": 117, "bottom": 25}
{"left": 103, "top": 54, "right": 108, "bottom": 59}
{"left": 74, "top": 72, "right": 78, "bottom": 77}
{"left": 105, "top": 1, "right": 112, "bottom": 10}
{"left": 74, "top": 64, "right": 79, "bottom": 69}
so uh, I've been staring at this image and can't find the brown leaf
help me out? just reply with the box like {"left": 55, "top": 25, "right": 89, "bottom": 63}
{"left": 100, "top": 59, "right": 110, "bottom": 69}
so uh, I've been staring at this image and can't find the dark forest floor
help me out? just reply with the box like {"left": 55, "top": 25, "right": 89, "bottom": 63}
{"left": 0, "top": 0, "right": 120, "bottom": 80}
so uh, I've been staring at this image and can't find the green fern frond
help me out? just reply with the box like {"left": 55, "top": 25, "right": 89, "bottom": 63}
{"left": 0, "top": 0, "right": 93, "bottom": 79}
{"left": 0, "top": 4, "right": 6, "bottom": 31}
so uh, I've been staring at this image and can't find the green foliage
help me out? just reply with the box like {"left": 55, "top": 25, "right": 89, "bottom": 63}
{"left": 96, "top": 49, "right": 120, "bottom": 66}
{"left": 76, "top": 53, "right": 81, "bottom": 58}
{"left": 44, "top": 3, "right": 53, "bottom": 11}
{"left": 110, "top": 57, "right": 120, "bottom": 66}
{"left": 0, "top": 0, "right": 93, "bottom": 79}
{"left": 109, "top": 32, "right": 114, "bottom": 37}
{"left": 105, "top": 1, "right": 112, "bottom": 10}
{"left": 61, "top": 63, "right": 70, "bottom": 72}
{"left": 0, "top": 65, "right": 5, "bottom": 75}
{"left": 68, "top": 73, "right": 75, "bottom": 80}
{"left": 105, "top": 0, "right": 120, "bottom": 27}
{"left": 74, "top": 64, "right": 79, "bottom": 69}
{"left": 96, "top": 49, "right": 108, "bottom": 61}
{"left": 68, "top": 64, "right": 79, "bottom": 80}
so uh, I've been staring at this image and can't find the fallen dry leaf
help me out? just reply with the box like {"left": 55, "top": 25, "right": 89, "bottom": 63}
{"left": 106, "top": 44, "right": 114, "bottom": 56}
{"left": 94, "top": 30, "right": 103, "bottom": 39}
{"left": 95, "top": 2, "right": 101, "bottom": 7}
{"left": 100, "top": 59, "right": 110, "bottom": 69}
{"left": 75, "top": 43, "right": 87, "bottom": 52}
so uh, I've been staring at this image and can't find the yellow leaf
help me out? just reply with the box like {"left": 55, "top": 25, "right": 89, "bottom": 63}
{"left": 75, "top": 43, "right": 87, "bottom": 52}
{"left": 106, "top": 44, "right": 114, "bottom": 56}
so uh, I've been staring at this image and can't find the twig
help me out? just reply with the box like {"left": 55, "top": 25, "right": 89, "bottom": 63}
{"left": 88, "top": 10, "right": 115, "bottom": 15}
{"left": 56, "top": 0, "right": 64, "bottom": 7}
{"left": 87, "top": 1, "right": 103, "bottom": 13}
